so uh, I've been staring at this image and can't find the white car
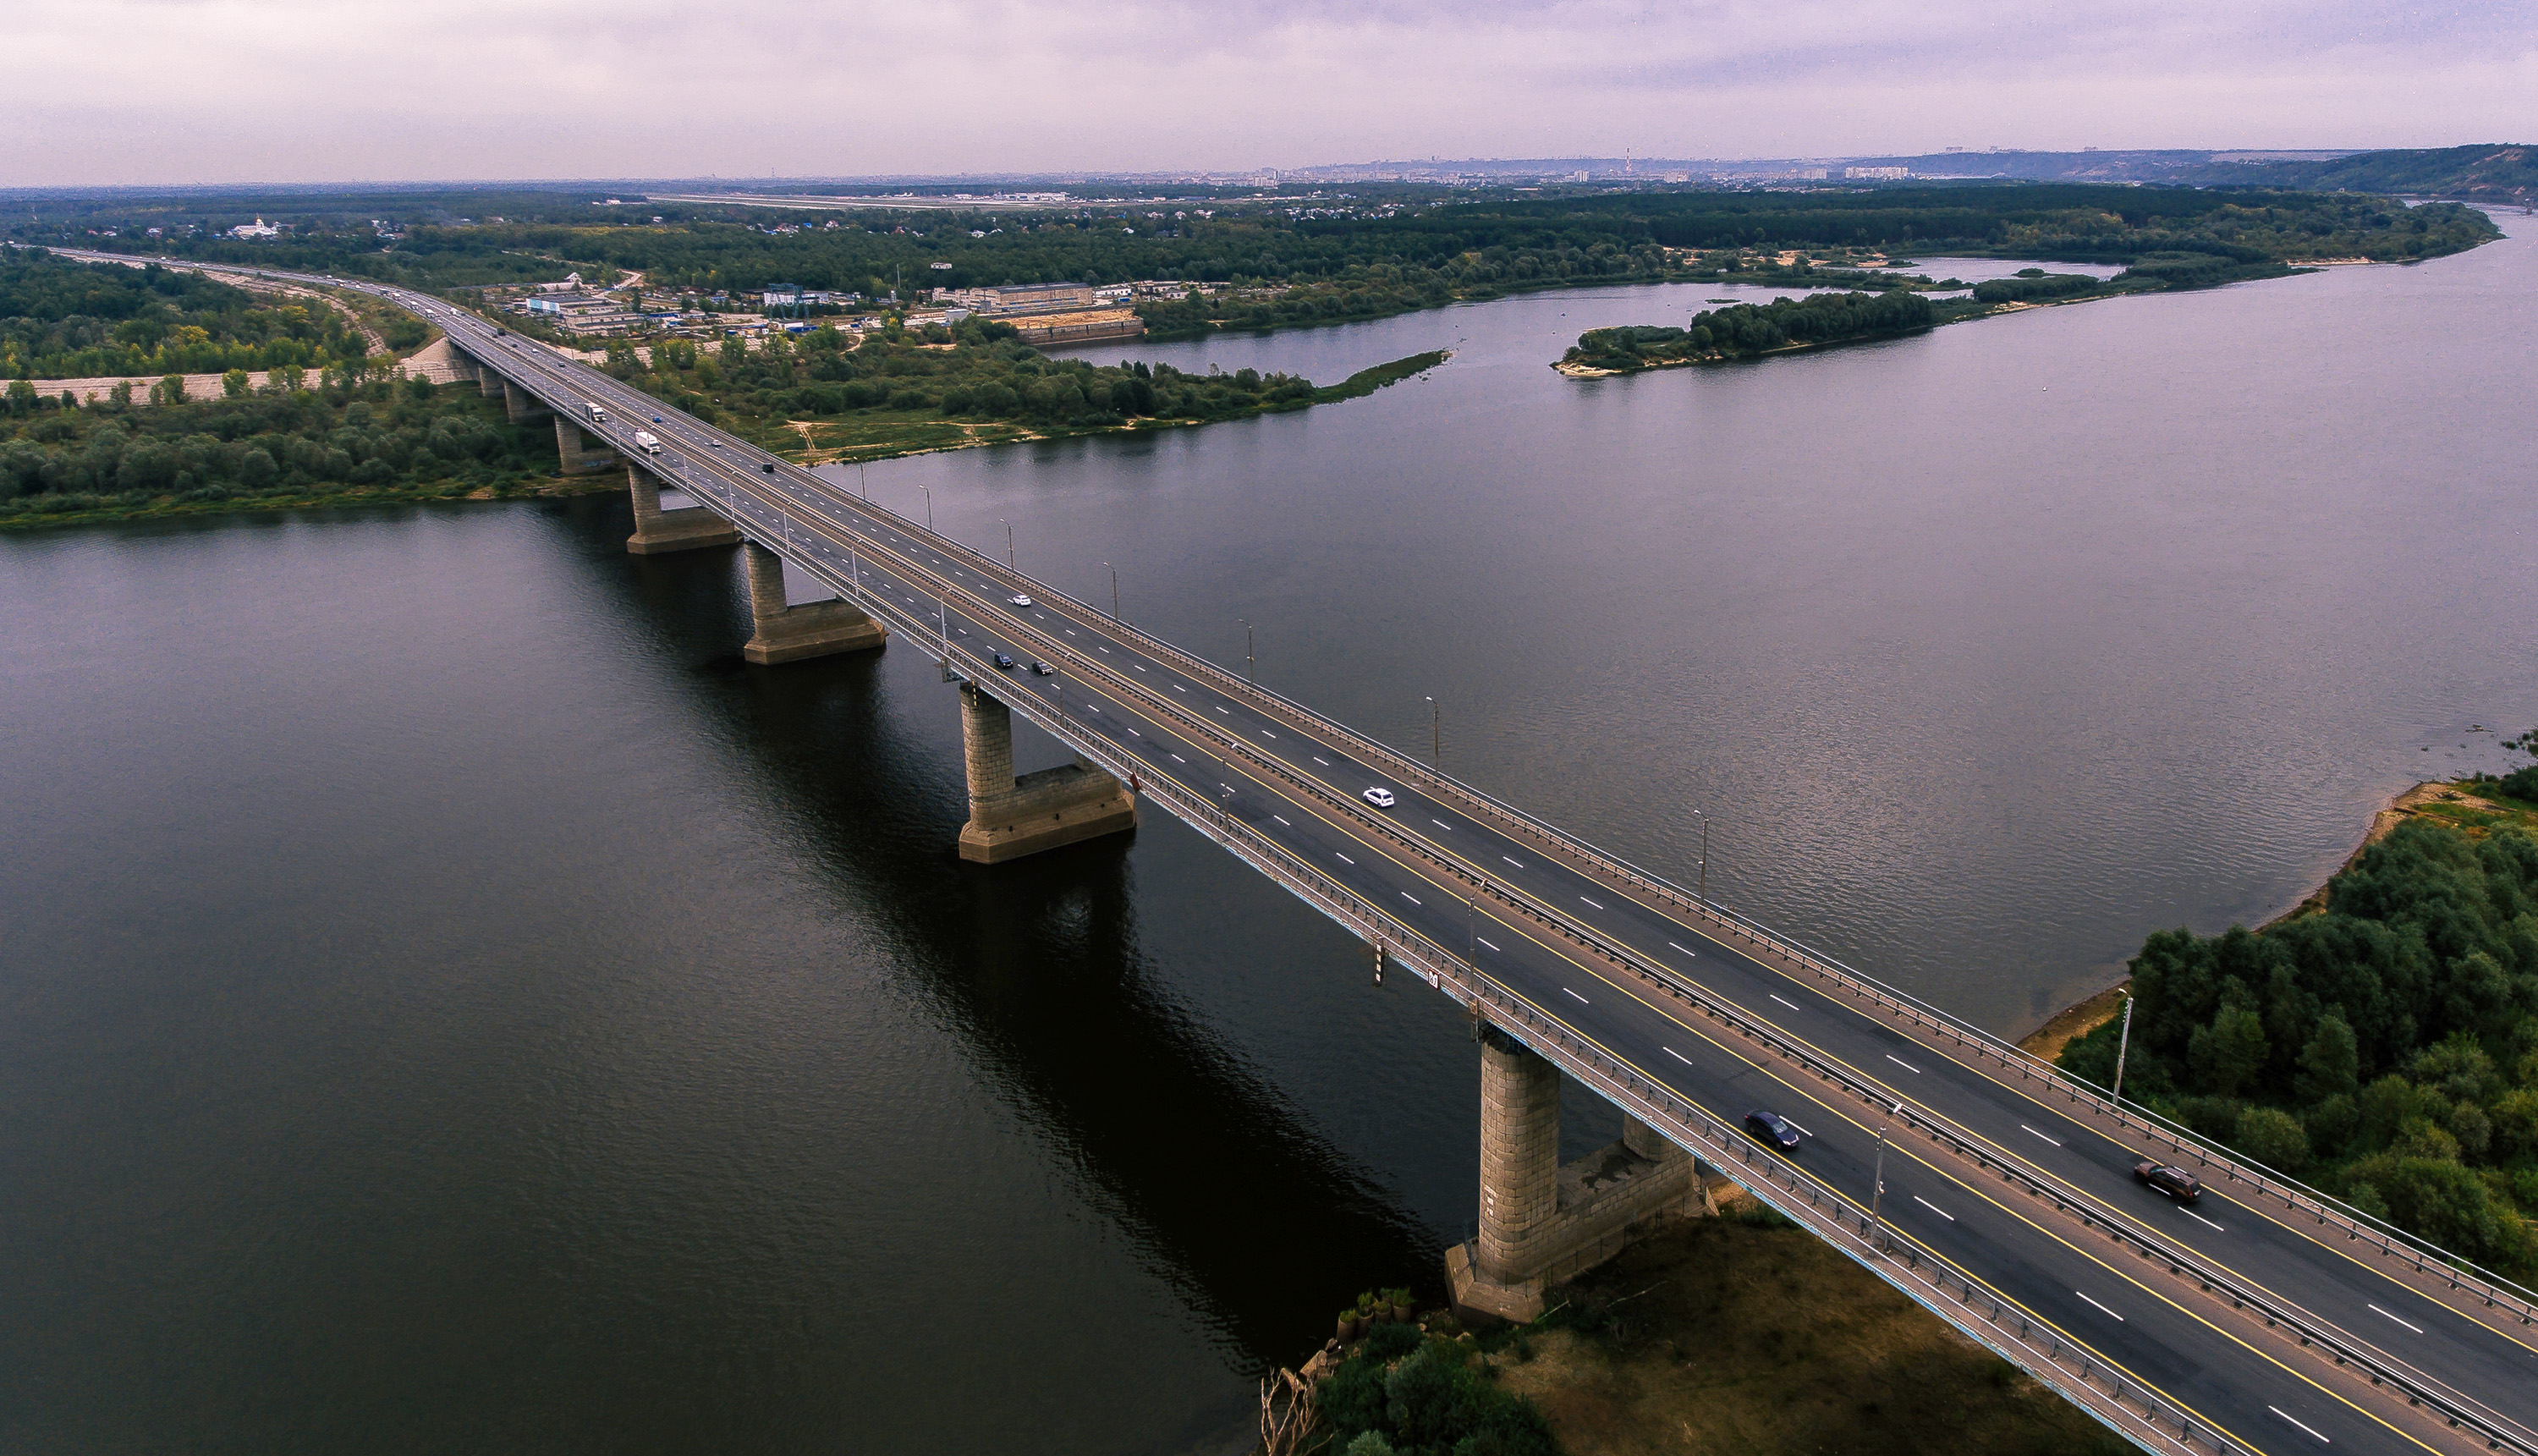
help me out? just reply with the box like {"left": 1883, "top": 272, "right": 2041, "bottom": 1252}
{"left": 1009, "top": 594, "right": 1033, "bottom": 607}
{"left": 1362, "top": 787, "right": 1397, "bottom": 808}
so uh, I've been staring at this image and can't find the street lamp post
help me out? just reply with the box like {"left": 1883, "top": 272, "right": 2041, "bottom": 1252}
{"left": 921, "top": 484, "right": 932, "bottom": 531}
{"left": 1693, "top": 809, "right": 1711, "bottom": 906}
{"left": 1000, "top": 517, "right": 1014, "bottom": 571}
{"left": 1104, "top": 563, "right": 1119, "bottom": 621}
{"left": 1426, "top": 696, "right": 1439, "bottom": 769}
{"left": 1871, "top": 1100, "right": 1903, "bottom": 1251}
{"left": 2111, "top": 994, "right": 2135, "bottom": 1104}
{"left": 1240, "top": 620, "right": 1254, "bottom": 684}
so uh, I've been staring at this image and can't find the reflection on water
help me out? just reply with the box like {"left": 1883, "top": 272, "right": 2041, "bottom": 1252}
{"left": 3, "top": 220, "right": 2533, "bottom": 1454}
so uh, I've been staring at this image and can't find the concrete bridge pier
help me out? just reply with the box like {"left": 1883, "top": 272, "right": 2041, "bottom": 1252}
{"left": 956, "top": 681, "right": 1137, "bottom": 863}
{"left": 503, "top": 380, "right": 549, "bottom": 423}
{"left": 625, "top": 464, "right": 740, "bottom": 555}
{"left": 741, "top": 541, "right": 885, "bottom": 664}
{"left": 1447, "top": 1025, "right": 1702, "bottom": 1323}
{"left": 554, "top": 418, "right": 621, "bottom": 475}
{"left": 477, "top": 365, "right": 507, "bottom": 399}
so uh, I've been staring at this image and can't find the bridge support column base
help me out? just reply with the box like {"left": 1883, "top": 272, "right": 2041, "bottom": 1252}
{"left": 1449, "top": 1026, "right": 1705, "bottom": 1326}
{"left": 957, "top": 681, "right": 1135, "bottom": 862}
{"left": 625, "top": 464, "right": 738, "bottom": 555}
{"left": 1446, "top": 1242, "right": 1546, "bottom": 1324}
{"left": 477, "top": 365, "right": 506, "bottom": 399}
{"left": 958, "top": 766, "right": 1137, "bottom": 863}
{"left": 503, "top": 380, "right": 549, "bottom": 423}
{"left": 741, "top": 541, "right": 884, "bottom": 663}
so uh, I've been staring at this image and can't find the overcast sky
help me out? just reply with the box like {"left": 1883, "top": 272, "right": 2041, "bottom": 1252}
{"left": 7, "top": 0, "right": 2533, "bottom": 186}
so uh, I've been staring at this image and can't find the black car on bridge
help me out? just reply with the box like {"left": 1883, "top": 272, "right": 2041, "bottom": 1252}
{"left": 2134, "top": 1161, "right": 2203, "bottom": 1204}
{"left": 1745, "top": 1110, "right": 1802, "bottom": 1152}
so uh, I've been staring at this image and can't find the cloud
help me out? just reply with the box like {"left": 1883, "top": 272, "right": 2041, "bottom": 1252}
{"left": 3, "top": 0, "right": 2531, "bottom": 184}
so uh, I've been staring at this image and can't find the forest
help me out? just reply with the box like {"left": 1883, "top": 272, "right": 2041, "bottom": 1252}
{"left": 0, "top": 372, "right": 567, "bottom": 525}
{"left": 2, "top": 251, "right": 382, "bottom": 379}
{"left": 19, "top": 184, "right": 2497, "bottom": 339}
{"left": 2057, "top": 767, "right": 2538, "bottom": 1277}
{"left": 1561, "top": 290, "right": 1937, "bottom": 371}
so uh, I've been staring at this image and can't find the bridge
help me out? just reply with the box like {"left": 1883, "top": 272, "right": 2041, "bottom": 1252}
{"left": 66, "top": 250, "right": 2538, "bottom": 1456}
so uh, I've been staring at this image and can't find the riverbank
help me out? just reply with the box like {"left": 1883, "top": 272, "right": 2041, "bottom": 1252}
{"left": 2015, "top": 777, "right": 2538, "bottom": 1063}
{"left": 1284, "top": 1201, "right": 2125, "bottom": 1456}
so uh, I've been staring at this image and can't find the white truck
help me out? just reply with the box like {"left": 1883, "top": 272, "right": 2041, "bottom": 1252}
{"left": 633, "top": 431, "right": 662, "bottom": 456}
{"left": 584, "top": 402, "right": 607, "bottom": 423}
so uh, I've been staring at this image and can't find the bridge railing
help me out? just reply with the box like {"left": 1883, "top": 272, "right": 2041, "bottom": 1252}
{"left": 799, "top": 468, "right": 2538, "bottom": 1332}
{"left": 402, "top": 287, "right": 2538, "bottom": 1339}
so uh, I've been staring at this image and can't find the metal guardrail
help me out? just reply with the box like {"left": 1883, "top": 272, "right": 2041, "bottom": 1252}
{"left": 816, "top": 481, "right": 2538, "bottom": 1332}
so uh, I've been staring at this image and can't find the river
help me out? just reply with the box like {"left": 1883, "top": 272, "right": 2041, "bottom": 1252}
{"left": 3, "top": 218, "right": 2532, "bottom": 1453}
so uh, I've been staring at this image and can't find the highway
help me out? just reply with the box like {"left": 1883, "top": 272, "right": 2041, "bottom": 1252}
{"left": 60, "top": 249, "right": 2538, "bottom": 1456}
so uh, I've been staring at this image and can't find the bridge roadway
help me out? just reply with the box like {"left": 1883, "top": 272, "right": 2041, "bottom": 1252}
{"left": 80, "top": 252, "right": 2538, "bottom": 1456}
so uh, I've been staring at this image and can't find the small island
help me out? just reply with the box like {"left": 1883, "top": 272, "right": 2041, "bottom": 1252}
{"left": 1556, "top": 196, "right": 2501, "bottom": 376}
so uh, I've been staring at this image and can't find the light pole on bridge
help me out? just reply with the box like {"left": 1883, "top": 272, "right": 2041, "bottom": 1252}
{"left": 921, "top": 483, "right": 932, "bottom": 531}
{"left": 1426, "top": 696, "right": 1439, "bottom": 769}
{"left": 1239, "top": 619, "right": 1254, "bottom": 685}
{"left": 1104, "top": 563, "right": 1118, "bottom": 622}
{"left": 1871, "top": 1099, "right": 1903, "bottom": 1251}
{"left": 1693, "top": 809, "right": 1711, "bottom": 906}
{"left": 999, "top": 517, "right": 1014, "bottom": 572}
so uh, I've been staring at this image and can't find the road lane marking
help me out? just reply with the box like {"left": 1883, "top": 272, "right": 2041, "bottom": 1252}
{"left": 1770, "top": 993, "right": 1802, "bottom": 1012}
{"left": 2020, "top": 1125, "right": 2063, "bottom": 1147}
{"left": 1125, "top": 728, "right": 1140, "bottom": 737}
{"left": 2367, "top": 1305, "right": 2422, "bottom": 1334}
{"left": 1579, "top": 895, "right": 1604, "bottom": 909}
{"left": 1261, "top": 730, "right": 1276, "bottom": 739}
{"left": 1313, "top": 756, "right": 1331, "bottom": 766}
{"left": 1668, "top": 942, "right": 1697, "bottom": 956}
{"left": 1134, "top": 663, "right": 1146, "bottom": 671}
{"left": 1504, "top": 855, "right": 1524, "bottom": 869}
{"left": 1402, "top": 892, "right": 1421, "bottom": 905}
{"left": 1782, "top": 1117, "right": 1814, "bottom": 1135}
{"left": 1170, "top": 753, "right": 1187, "bottom": 763}
{"left": 1335, "top": 853, "right": 1354, "bottom": 865}
{"left": 1563, "top": 987, "right": 1589, "bottom": 1004}
{"left": 2074, "top": 1291, "right": 2124, "bottom": 1321}
{"left": 1434, "top": 818, "right": 1453, "bottom": 830}
{"left": 1477, "top": 937, "right": 1500, "bottom": 952}
{"left": 1214, "top": 706, "right": 1229, "bottom": 714}
{"left": 2180, "top": 1207, "right": 2226, "bottom": 1233}
{"left": 1914, "top": 1195, "right": 1955, "bottom": 1222}
{"left": 1272, "top": 815, "right": 1290, "bottom": 827}
{"left": 1886, "top": 1054, "right": 1922, "bottom": 1074}
{"left": 1664, "top": 1047, "right": 1692, "bottom": 1065}
{"left": 2269, "top": 1406, "right": 2329, "bottom": 1442}
{"left": 1172, "top": 684, "right": 1186, "bottom": 693}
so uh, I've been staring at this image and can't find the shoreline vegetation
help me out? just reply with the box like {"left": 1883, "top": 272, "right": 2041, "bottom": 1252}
{"left": 1, "top": 245, "right": 1448, "bottom": 529}
{"left": 2036, "top": 755, "right": 2538, "bottom": 1280}
{"left": 1552, "top": 196, "right": 2500, "bottom": 376}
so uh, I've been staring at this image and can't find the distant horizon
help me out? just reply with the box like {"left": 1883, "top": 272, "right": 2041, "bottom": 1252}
{"left": 6, "top": 144, "right": 2518, "bottom": 198}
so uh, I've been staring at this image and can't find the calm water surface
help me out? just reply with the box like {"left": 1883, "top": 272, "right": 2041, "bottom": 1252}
{"left": 3, "top": 219, "right": 2532, "bottom": 1453}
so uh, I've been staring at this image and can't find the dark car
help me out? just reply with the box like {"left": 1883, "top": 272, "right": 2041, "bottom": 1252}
{"left": 992, "top": 653, "right": 1016, "bottom": 670}
{"left": 1030, "top": 660, "right": 1055, "bottom": 676}
{"left": 2134, "top": 1161, "right": 2202, "bottom": 1204}
{"left": 1745, "top": 1110, "right": 1801, "bottom": 1152}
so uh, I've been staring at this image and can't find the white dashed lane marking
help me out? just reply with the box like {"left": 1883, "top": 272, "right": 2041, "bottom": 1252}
{"left": 1886, "top": 1055, "right": 1922, "bottom": 1074}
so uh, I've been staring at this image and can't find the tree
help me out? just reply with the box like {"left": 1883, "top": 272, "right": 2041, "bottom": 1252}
{"left": 151, "top": 373, "right": 187, "bottom": 405}
{"left": 222, "top": 368, "right": 250, "bottom": 398}
{"left": 2189, "top": 1003, "right": 2269, "bottom": 1096}
{"left": 2296, "top": 1012, "right": 2360, "bottom": 1103}
{"left": 2234, "top": 1106, "right": 2310, "bottom": 1171}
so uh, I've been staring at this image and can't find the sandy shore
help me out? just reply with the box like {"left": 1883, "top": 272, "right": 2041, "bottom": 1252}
{"left": 2015, "top": 778, "right": 2504, "bottom": 1058}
